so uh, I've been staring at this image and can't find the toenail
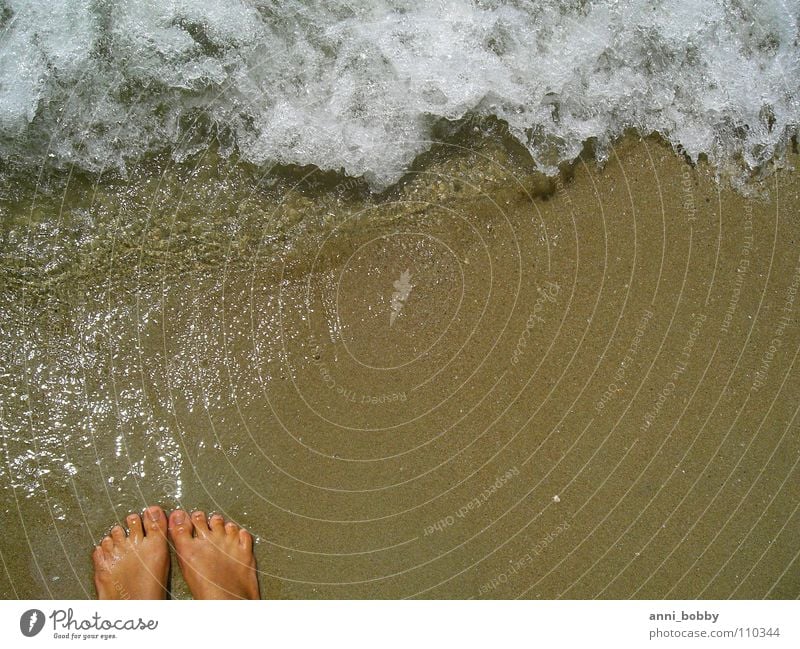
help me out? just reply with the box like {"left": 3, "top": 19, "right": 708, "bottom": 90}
{"left": 173, "top": 511, "right": 185, "bottom": 524}
{"left": 127, "top": 514, "right": 138, "bottom": 523}
{"left": 147, "top": 508, "right": 160, "bottom": 521}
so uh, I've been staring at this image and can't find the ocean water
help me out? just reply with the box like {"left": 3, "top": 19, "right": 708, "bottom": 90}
{"left": 1, "top": 0, "right": 798, "bottom": 188}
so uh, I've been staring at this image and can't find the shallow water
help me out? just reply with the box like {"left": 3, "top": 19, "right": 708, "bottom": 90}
{"left": 1, "top": 132, "right": 799, "bottom": 598}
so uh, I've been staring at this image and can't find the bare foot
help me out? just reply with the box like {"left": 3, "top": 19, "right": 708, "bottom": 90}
{"left": 92, "top": 505, "right": 170, "bottom": 600}
{"left": 168, "top": 509, "right": 260, "bottom": 600}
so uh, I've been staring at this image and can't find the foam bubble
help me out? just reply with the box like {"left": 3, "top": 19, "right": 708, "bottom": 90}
{"left": 0, "top": 0, "right": 797, "bottom": 188}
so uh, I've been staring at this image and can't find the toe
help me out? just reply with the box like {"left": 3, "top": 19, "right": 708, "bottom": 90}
{"left": 168, "top": 509, "right": 194, "bottom": 545}
{"left": 239, "top": 528, "right": 253, "bottom": 551}
{"left": 209, "top": 513, "right": 225, "bottom": 534}
{"left": 191, "top": 510, "right": 210, "bottom": 539}
{"left": 92, "top": 545, "right": 107, "bottom": 568}
{"left": 143, "top": 505, "right": 168, "bottom": 538}
{"left": 110, "top": 525, "right": 126, "bottom": 543}
{"left": 126, "top": 513, "right": 144, "bottom": 542}
{"left": 225, "top": 521, "right": 239, "bottom": 538}
{"left": 100, "top": 535, "right": 114, "bottom": 554}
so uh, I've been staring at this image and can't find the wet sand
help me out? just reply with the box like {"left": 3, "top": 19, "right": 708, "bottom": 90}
{"left": 1, "top": 131, "right": 799, "bottom": 598}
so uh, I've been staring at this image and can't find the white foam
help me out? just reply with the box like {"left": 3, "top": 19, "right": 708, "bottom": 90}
{"left": 0, "top": 0, "right": 797, "bottom": 188}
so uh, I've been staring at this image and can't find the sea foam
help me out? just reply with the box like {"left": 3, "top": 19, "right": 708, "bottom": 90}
{"left": 0, "top": 0, "right": 798, "bottom": 188}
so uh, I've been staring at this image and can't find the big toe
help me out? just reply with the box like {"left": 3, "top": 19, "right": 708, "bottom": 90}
{"left": 143, "top": 506, "right": 168, "bottom": 539}
{"left": 168, "top": 509, "right": 194, "bottom": 546}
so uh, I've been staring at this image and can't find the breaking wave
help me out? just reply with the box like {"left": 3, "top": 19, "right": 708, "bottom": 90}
{"left": 1, "top": 0, "right": 798, "bottom": 188}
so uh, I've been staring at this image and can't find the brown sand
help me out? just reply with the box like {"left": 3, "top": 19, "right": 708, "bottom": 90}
{"left": 0, "top": 132, "right": 798, "bottom": 598}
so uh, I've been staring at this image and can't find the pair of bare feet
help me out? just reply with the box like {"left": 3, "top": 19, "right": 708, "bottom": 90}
{"left": 92, "top": 506, "right": 259, "bottom": 600}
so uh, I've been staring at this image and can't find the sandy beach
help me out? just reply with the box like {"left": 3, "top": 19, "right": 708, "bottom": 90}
{"left": 1, "top": 129, "right": 798, "bottom": 598}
